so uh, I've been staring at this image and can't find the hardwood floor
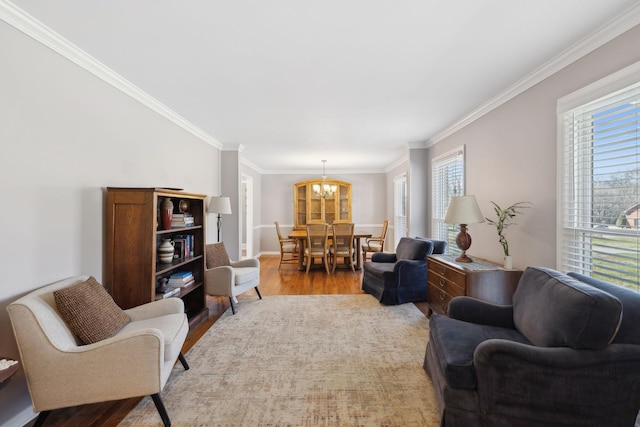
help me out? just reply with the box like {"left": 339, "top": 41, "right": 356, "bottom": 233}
{"left": 26, "top": 255, "right": 428, "bottom": 427}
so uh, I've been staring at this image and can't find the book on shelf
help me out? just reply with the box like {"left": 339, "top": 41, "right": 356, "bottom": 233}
{"left": 155, "top": 287, "right": 180, "bottom": 300}
{"left": 171, "top": 213, "right": 195, "bottom": 228}
{"left": 170, "top": 271, "right": 193, "bottom": 280}
{"left": 166, "top": 279, "right": 195, "bottom": 288}
{"left": 173, "top": 234, "right": 194, "bottom": 258}
{"left": 167, "top": 271, "right": 195, "bottom": 288}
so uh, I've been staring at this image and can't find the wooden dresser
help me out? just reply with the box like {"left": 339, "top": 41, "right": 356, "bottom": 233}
{"left": 427, "top": 254, "right": 523, "bottom": 316}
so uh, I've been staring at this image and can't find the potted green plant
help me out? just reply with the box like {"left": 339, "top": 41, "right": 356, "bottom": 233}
{"left": 485, "top": 201, "right": 531, "bottom": 269}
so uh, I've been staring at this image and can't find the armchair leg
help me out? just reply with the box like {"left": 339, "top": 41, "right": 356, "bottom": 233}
{"left": 33, "top": 410, "right": 50, "bottom": 427}
{"left": 229, "top": 297, "right": 237, "bottom": 314}
{"left": 255, "top": 286, "right": 262, "bottom": 299}
{"left": 178, "top": 352, "right": 190, "bottom": 370}
{"left": 151, "top": 393, "right": 171, "bottom": 427}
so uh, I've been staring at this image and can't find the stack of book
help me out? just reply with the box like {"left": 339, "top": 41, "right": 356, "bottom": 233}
{"left": 167, "top": 271, "right": 195, "bottom": 288}
{"left": 155, "top": 286, "right": 180, "bottom": 300}
{"left": 171, "top": 213, "right": 195, "bottom": 228}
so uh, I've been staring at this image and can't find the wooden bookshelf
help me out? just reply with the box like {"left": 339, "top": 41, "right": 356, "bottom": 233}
{"left": 105, "top": 187, "right": 208, "bottom": 327}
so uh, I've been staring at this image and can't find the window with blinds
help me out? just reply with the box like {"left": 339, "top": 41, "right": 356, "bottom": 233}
{"left": 432, "top": 146, "right": 465, "bottom": 254}
{"left": 558, "top": 65, "right": 640, "bottom": 291}
{"left": 394, "top": 174, "right": 407, "bottom": 248}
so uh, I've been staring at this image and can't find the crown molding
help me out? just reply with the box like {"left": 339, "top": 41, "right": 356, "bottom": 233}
{"left": 426, "top": 2, "right": 640, "bottom": 148}
{"left": 0, "top": 0, "right": 223, "bottom": 150}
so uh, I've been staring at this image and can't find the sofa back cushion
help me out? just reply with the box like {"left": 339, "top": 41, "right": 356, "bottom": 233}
{"left": 395, "top": 237, "right": 432, "bottom": 261}
{"left": 513, "top": 267, "right": 622, "bottom": 349}
{"left": 415, "top": 237, "right": 448, "bottom": 255}
{"left": 568, "top": 272, "right": 640, "bottom": 345}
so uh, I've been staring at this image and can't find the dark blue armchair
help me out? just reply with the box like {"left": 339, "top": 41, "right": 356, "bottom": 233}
{"left": 361, "top": 237, "right": 447, "bottom": 305}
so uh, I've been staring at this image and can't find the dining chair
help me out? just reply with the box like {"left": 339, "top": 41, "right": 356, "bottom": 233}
{"left": 362, "top": 219, "right": 389, "bottom": 260}
{"left": 330, "top": 222, "right": 356, "bottom": 273}
{"left": 274, "top": 221, "right": 298, "bottom": 268}
{"left": 305, "top": 223, "right": 330, "bottom": 274}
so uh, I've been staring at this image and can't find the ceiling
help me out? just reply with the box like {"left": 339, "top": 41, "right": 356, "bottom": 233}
{"left": 8, "top": 0, "right": 640, "bottom": 173}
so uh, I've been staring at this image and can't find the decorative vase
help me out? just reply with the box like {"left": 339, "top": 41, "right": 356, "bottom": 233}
{"left": 158, "top": 239, "right": 175, "bottom": 264}
{"left": 504, "top": 255, "right": 513, "bottom": 270}
{"left": 161, "top": 198, "right": 174, "bottom": 230}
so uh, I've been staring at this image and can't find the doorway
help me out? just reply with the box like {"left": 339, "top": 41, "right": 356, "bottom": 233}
{"left": 242, "top": 174, "right": 253, "bottom": 259}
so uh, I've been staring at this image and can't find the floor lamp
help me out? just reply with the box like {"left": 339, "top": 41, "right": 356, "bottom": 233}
{"left": 444, "top": 195, "right": 485, "bottom": 263}
{"left": 208, "top": 196, "right": 232, "bottom": 242}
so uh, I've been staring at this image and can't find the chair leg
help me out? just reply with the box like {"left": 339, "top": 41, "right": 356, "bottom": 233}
{"left": 229, "top": 297, "right": 237, "bottom": 314}
{"left": 151, "top": 393, "right": 171, "bottom": 427}
{"left": 255, "top": 286, "right": 262, "bottom": 299}
{"left": 33, "top": 411, "right": 50, "bottom": 427}
{"left": 178, "top": 352, "right": 190, "bottom": 370}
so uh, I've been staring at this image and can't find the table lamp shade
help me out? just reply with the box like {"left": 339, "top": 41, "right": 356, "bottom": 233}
{"left": 444, "top": 196, "right": 485, "bottom": 225}
{"left": 444, "top": 196, "right": 484, "bottom": 263}
{"left": 208, "top": 196, "right": 232, "bottom": 215}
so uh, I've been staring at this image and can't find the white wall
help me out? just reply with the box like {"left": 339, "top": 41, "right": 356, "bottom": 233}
{"left": 0, "top": 20, "right": 219, "bottom": 426}
{"left": 427, "top": 24, "right": 640, "bottom": 271}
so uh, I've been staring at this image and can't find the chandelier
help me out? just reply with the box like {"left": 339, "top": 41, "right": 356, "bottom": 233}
{"left": 312, "top": 160, "right": 337, "bottom": 198}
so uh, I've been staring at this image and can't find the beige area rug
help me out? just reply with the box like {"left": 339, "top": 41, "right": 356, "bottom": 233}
{"left": 119, "top": 294, "right": 440, "bottom": 427}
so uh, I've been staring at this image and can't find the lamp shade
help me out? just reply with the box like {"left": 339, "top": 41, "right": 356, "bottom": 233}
{"left": 208, "top": 196, "right": 232, "bottom": 215}
{"left": 444, "top": 196, "right": 485, "bottom": 225}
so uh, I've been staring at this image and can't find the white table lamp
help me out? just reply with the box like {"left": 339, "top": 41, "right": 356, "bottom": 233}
{"left": 444, "top": 195, "right": 485, "bottom": 263}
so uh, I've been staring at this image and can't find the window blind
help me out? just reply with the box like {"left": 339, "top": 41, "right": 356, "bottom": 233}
{"left": 432, "top": 146, "right": 464, "bottom": 254}
{"left": 559, "top": 81, "right": 640, "bottom": 290}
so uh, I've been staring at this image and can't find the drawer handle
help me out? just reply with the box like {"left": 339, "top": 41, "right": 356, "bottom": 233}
{"left": 439, "top": 291, "right": 446, "bottom": 301}
{"left": 440, "top": 267, "right": 446, "bottom": 275}
{"left": 439, "top": 278, "right": 446, "bottom": 288}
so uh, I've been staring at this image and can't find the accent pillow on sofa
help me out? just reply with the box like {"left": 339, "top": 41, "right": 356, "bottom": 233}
{"left": 54, "top": 276, "right": 130, "bottom": 345}
{"left": 206, "top": 242, "right": 231, "bottom": 268}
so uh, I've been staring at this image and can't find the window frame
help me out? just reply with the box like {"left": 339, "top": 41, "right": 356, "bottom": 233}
{"left": 431, "top": 146, "right": 465, "bottom": 255}
{"left": 557, "top": 61, "right": 640, "bottom": 290}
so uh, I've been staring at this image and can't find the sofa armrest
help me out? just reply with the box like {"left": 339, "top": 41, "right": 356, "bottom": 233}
{"left": 371, "top": 252, "right": 397, "bottom": 263}
{"left": 448, "top": 296, "right": 515, "bottom": 329}
{"left": 125, "top": 297, "right": 185, "bottom": 321}
{"left": 204, "top": 265, "right": 234, "bottom": 293}
{"left": 393, "top": 259, "right": 425, "bottom": 272}
{"left": 473, "top": 340, "right": 640, "bottom": 425}
{"left": 230, "top": 258, "right": 260, "bottom": 269}
{"left": 391, "top": 259, "right": 426, "bottom": 287}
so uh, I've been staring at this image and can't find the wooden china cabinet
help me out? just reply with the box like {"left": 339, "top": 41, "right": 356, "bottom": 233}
{"left": 293, "top": 179, "right": 352, "bottom": 229}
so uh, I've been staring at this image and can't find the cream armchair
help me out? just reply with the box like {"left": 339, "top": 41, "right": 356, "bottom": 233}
{"left": 7, "top": 276, "right": 189, "bottom": 427}
{"left": 204, "top": 242, "right": 262, "bottom": 314}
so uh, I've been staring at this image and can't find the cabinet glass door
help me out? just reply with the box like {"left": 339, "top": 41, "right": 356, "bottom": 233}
{"left": 339, "top": 184, "right": 350, "bottom": 221}
{"left": 296, "top": 185, "right": 307, "bottom": 227}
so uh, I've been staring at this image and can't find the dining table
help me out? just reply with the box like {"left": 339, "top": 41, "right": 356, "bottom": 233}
{"left": 288, "top": 229, "right": 372, "bottom": 271}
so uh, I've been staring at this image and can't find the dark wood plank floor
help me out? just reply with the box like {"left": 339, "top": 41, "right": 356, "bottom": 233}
{"left": 26, "top": 255, "right": 428, "bottom": 427}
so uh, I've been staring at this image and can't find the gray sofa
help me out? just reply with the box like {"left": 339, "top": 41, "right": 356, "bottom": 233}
{"left": 423, "top": 266, "right": 640, "bottom": 427}
{"left": 361, "top": 237, "right": 446, "bottom": 305}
